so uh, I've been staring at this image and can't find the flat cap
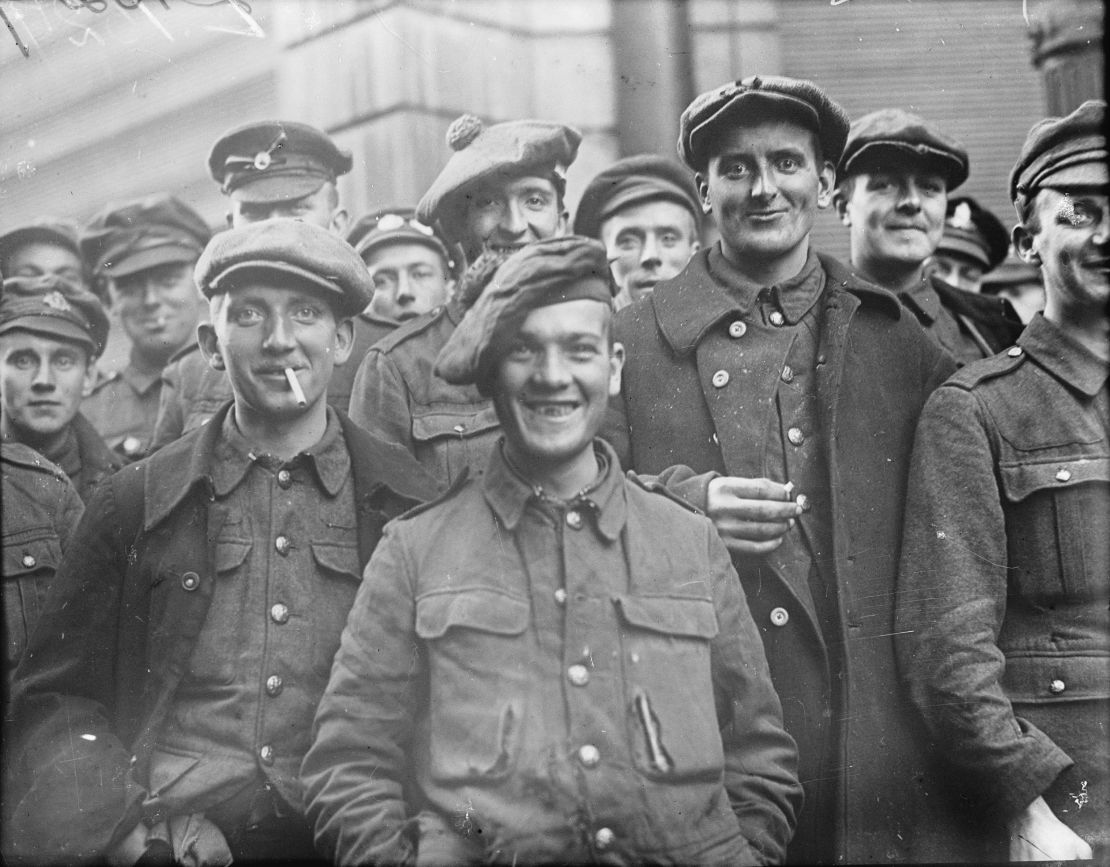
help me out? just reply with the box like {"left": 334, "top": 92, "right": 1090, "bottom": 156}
{"left": 1010, "top": 99, "right": 1107, "bottom": 212}
{"left": 416, "top": 115, "right": 581, "bottom": 229}
{"left": 679, "top": 75, "right": 850, "bottom": 171}
{"left": 0, "top": 274, "right": 109, "bottom": 357}
{"left": 208, "top": 120, "right": 353, "bottom": 203}
{"left": 81, "top": 194, "right": 211, "bottom": 280}
{"left": 574, "top": 154, "right": 702, "bottom": 240}
{"left": 839, "top": 108, "right": 969, "bottom": 189}
{"left": 937, "top": 197, "right": 1010, "bottom": 272}
{"left": 194, "top": 219, "right": 373, "bottom": 318}
{"left": 435, "top": 235, "right": 615, "bottom": 391}
{"left": 0, "top": 219, "right": 83, "bottom": 275}
{"left": 350, "top": 208, "right": 453, "bottom": 267}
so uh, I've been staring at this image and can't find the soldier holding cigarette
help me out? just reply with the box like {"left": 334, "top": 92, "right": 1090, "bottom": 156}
{"left": 6, "top": 219, "right": 438, "bottom": 864}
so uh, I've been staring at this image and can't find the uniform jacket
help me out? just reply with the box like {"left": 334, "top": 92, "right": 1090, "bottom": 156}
{"left": 6, "top": 402, "right": 438, "bottom": 863}
{"left": 81, "top": 361, "right": 163, "bottom": 460}
{"left": 302, "top": 440, "right": 801, "bottom": 865}
{"left": 604, "top": 249, "right": 958, "bottom": 863}
{"left": 57, "top": 412, "right": 123, "bottom": 504}
{"left": 348, "top": 298, "right": 501, "bottom": 487}
{"left": 901, "top": 273, "right": 1025, "bottom": 364}
{"left": 896, "top": 314, "right": 1109, "bottom": 857}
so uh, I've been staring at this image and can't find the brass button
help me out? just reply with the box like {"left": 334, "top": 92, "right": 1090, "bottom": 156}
{"left": 276, "top": 469, "right": 293, "bottom": 488}
{"left": 453, "top": 423, "right": 465, "bottom": 433}
{"left": 1049, "top": 679, "right": 1066, "bottom": 695}
{"left": 21, "top": 553, "right": 36, "bottom": 568}
{"left": 554, "top": 588, "right": 567, "bottom": 605}
{"left": 259, "top": 744, "right": 274, "bottom": 765}
{"left": 1008, "top": 346, "right": 1023, "bottom": 357}
{"left": 578, "top": 744, "right": 600, "bottom": 768}
{"left": 787, "top": 427, "right": 805, "bottom": 446}
{"left": 274, "top": 535, "right": 291, "bottom": 555}
{"left": 728, "top": 320, "right": 747, "bottom": 338}
{"left": 270, "top": 603, "right": 290, "bottom": 624}
{"left": 781, "top": 365, "right": 794, "bottom": 383}
{"left": 770, "top": 607, "right": 789, "bottom": 627}
{"left": 566, "top": 510, "right": 583, "bottom": 530}
{"left": 122, "top": 436, "right": 143, "bottom": 457}
{"left": 594, "top": 827, "right": 615, "bottom": 850}
{"left": 711, "top": 370, "right": 730, "bottom": 388}
{"left": 567, "top": 664, "right": 590, "bottom": 687}
{"left": 796, "top": 493, "right": 811, "bottom": 512}
{"left": 1055, "top": 468, "right": 1072, "bottom": 482}
{"left": 181, "top": 571, "right": 200, "bottom": 591}
{"left": 769, "top": 310, "right": 785, "bottom": 327}
{"left": 265, "top": 675, "right": 283, "bottom": 697}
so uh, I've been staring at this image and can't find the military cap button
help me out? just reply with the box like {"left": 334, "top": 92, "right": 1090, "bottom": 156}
{"left": 1055, "top": 468, "right": 1072, "bottom": 482}
{"left": 567, "top": 664, "right": 590, "bottom": 687}
{"left": 453, "top": 423, "right": 466, "bottom": 434}
{"left": 594, "top": 828, "right": 616, "bottom": 851}
{"left": 274, "top": 535, "right": 291, "bottom": 555}
{"left": 270, "top": 602, "right": 290, "bottom": 624}
{"left": 781, "top": 365, "right": 795, "bottom": 383}
{"left": 181, "top": 571, "right": 200, "bottom": 591}
{"left": 578, "top": 744, "right": 601, "bottom": 768}
{"left": 265, "top": 675, "right": 283, "bottom": 697}
{"left": 1048, "top": 679, "right": 1066, "bottom": 695}
{"left": 787, "top": 427, "right": 805, "bottom": 446}
{"left": 711, "top": 370, "right": 730, "bottom": 388}
{"left": 253, "top": 151, "right": 272, "bottom": 171}
{"left": 566, "top": 510, "right": 583, "bottom": 530}
{"left": 276, "top": 468, "right": 293, "bottom": 489}
{"left": 259, "top": 744, "right": 275, "bottom": 765}
{"left": 770, "top": 607, "right": 790, "bottom": 627}
{"left": 1008, "top": 346, "right": 1023, "bottom": 357}
{"left": 769, "top": 310, "right": 786, "bottom": 327}
{"left": 728, "top": 320, "right": 747, "bottom": 338}
{"left": 554, "top": 588, "right": 568, "bottom": 605}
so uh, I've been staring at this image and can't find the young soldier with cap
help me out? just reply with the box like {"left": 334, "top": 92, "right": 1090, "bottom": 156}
{"left": 932, "top": 195, "right": 1011, "bottom": 293}
{"left": 6, "top": 220, "right": 438, "bottom": 865}
{"left": 0, "top": 275, "right": 121, "bottom": 502}
{"left": 79, "top": 195, "right": 211, "bottom": 460}
{"left": 0, "top": 219, "right": 92, "bottom": 297}
{"left": 348, "top": 115, "right": 579, "bottom": 485}
{"left": 574, "top": 153, "right": 702, "bottom": 309}
{"left": 303, "top": 236, "right": 801, "bottom": 865}
{"left": 834, "top": 108, "right": 1023, "bottom": 363}
{"left": 897, "top": 99, "right": 1109, "bottom": 863}
{"left": 151, "top": 120, "right": 354, "bottom": 451}
{"left": 604, "top": 75, "right": 958, "bottom": 863}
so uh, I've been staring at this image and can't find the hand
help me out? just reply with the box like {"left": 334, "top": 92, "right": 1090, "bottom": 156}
{"left": 706, "top": 476, "right": 801, "bottom": 556}
{"left": 1008, "top": 796, "right": 1093, "bottom": 861}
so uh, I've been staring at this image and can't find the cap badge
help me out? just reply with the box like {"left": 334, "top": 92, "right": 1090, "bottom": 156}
{"left": 949, "top": 202, "right": 974, "bottom": 229}
{"left": 253, "top": 151, "right": 272, "bottom": 171}
{"left": 42, "top": 291, "right": 72, "bottom": 312}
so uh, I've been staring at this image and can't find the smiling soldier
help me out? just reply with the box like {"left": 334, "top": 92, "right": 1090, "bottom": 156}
{"left": 6, "top": 219, "right": 437, "bottom": 865}
{"left": 303, "top": 235, "right": 801, "bottom": 865}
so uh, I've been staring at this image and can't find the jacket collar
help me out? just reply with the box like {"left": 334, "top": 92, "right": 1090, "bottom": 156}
{"left": 706, "top": 246, "right": 825, "bottom": 324}
{"left": 652, "top": 246, "right": 902, "bottom": 355}
{"left": 483, "top": 438, "right": 627, "bottom": 542}
{"left": 1019, "top": 313, "right": 1109, "bottom": 398}
{"left": 898, "top": 275, "right": 942, "bottom": 324}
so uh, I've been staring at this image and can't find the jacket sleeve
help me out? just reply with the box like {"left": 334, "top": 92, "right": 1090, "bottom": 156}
{"left": 895, "top": 385, "right": 1072, "bottom": 819}
{"left": 707, "top": 524, "right": 802, "bottom": 863}
{"left": 348, "top": 348, "right": 416, "bottom": 457}
{"left": 7, "top": 476, "right": 147, "bottom": 861}
{"left": 301, "top": 521, "right": 422, "bottom": 865}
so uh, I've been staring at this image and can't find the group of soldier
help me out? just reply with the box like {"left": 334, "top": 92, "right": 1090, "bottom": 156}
{"left": 0, "top": 70, "right": 1106, "bottom": 865}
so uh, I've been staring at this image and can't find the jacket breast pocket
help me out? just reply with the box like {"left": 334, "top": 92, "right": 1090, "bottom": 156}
{"left": 415, "top": 588, "right": 530, "bottom": 782}
{"left": 3, "top": 534, "right": 62, "bottom": 671}
{"left": 411, "top": 407, "right": 500, "bottom": 482}
{"left": 614, "top": 595, "right": 724, "bottom": 781}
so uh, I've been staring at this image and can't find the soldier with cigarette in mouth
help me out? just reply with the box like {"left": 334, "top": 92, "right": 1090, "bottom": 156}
{"left": 6, "top": 218, "right": 437, "bottom": 865}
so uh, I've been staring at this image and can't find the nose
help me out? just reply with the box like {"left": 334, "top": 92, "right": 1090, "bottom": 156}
{"left": 262, "top": 314, "right": 296, "bottom": 353}
{"left": 640, "top": 234, "right": 662, "bottom": 268}
{"left": 1094, "top": 209, "right": 1110, "bottom": 246}
{"left": 897, "top": 180, "right": 922, "bottom": 211}
{"left": 395, "top": 271, "right": 415, "bottom": 304}
{"left": 533, "top": 348, "right": 572, "bottom": 388}
{"left": 141, "top": 278, "right": 161, "bottom": 307}
{"left": 500, "top": 200, "right": 529, "bottom": 238}
{"left": 31, "top": 363, "right": 55, "bottom": 390}
{"left": 751, "top": 165, "right": 779, "bottom": 199}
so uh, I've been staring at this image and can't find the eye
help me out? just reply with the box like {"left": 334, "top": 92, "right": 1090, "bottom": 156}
{"left": 506, "top": 341, "right": 535, "bottom": 360}
{"left": 410, "top": 267, "right": 436, "bottom": 281}
{"left": 1061, "top": 199, "right": 1098, "bottom": 227}
{"left": 659, "top": 230, "right": 680, "bottom": 246}
{"left": 567, "top": 342, "right": 600, "bottom": 360}
{"left": 722, "top": 161, "right": 749, "bottom": 180}
{"left": 53, "top": 354, "right": 78, "bottom": 370}
{"left": 615, "top": 234, "right": 641, "bottom": 251}
{"left": 372, "top": 274, "right": 396, "bottom": 290}
{"left": 230, "top": 306, "right": 263, "bottom": 325}
{"left": 776, "top": 156, "right": 800, "bottom": 172}
{"left": 9, "top": 352, "right": 36, "bottom": 370}
{"left": 292, "top": 305, "right": 323, "bottom": 323}
{"left": 524, "top": 193, "right": 550, "bottom": 210}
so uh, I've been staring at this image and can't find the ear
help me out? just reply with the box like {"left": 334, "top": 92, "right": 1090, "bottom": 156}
{"left": 1012, "top": 224, "right": 1040, "bottom": 266}
{"left": 832, "top": 182, "right": 851, "bottom": 225}
{"left": 816, "top": 160, "right": 836, "bottom": 211}
{"left": 329, "top": 207, "right": 350, "bottom": 236}
{"left": 330, "top": 316, "right": 355, "bottom": 367}
{"left": 82, "top": 359, "right": 98, "bottom": 394}
{"left": 197, "top": 322, "right": 225, "bottom": 370}
{"left": 695, "top": 173, "right": 712, "bottom": 214}
{"left": 608, "top": 340, "right": 625, "bottom": 398}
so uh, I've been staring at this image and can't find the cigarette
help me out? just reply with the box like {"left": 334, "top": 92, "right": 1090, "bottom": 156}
{"left": 782, "top": 481, "right": 795, "bottom": 499}
{"left": 284, "top": 367, "right": 307, "bottom": 406}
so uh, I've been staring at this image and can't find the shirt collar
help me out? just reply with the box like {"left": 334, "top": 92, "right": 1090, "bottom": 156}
{"left": 899, "top": 276, "right": 942, "bottom": 324}
{"left": 483, "top": 438, "right": 628, "bottom": 542}
{"left": 210, "top": 406, "right": 351, "bottom": 498}
{"left": 1019, "top": 313, "right": 1110, "bottom": 398}
{"left": 707, "top": 245, "right": 825, "bottom": 324}
{"left": 120, "top": 361, "right": 163, "bottom": 396}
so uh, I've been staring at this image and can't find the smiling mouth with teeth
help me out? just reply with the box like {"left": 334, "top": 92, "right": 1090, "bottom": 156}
{"left": 525, "top": 401, "right": 579, "bottom": 418}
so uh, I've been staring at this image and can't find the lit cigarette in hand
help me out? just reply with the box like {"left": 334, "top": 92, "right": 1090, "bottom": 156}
{"left": 284, "top": 367, "right": 307, "bottom": 406}
{"left": 782, "top": 481, "right": 795, "bottom": 499}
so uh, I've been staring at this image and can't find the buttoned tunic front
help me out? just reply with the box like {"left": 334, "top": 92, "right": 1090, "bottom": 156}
{"left": 82, "top": 361, "right": 163, "bottom": 460}
{"left": 302, "top": 440, "right": 802, "bottom": 865}
{"left": 897, "top": 314, "right": 1110, "bottom": 858}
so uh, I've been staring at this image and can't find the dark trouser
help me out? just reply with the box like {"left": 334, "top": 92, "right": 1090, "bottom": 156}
{"left": 206, "top": 781, "right": 324, "bottom": 864}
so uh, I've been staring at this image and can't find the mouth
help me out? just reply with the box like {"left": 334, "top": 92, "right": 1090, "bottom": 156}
{"left": 1083, "top": 259, "right": 1110, "bottom": 273}
{"left": 485, "top": 242, "right": 528, "bottom": 256}
{"left": 887, "top": 224, "right": 928, "bottom": 233}
{"left": 27, "top": 400, "right": 62, "bottom": 410}
{"left": 520, "top": 398, "right": 581, "bottom": 420}
{"left": 397, "top": 311, "right": 420, "bottom": 321}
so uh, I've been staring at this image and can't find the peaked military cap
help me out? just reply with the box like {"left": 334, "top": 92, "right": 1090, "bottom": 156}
{"left": 0, "top": 273, "right": 109, "bottom": 357}
{"left": 1010, "top": 99, "right": 1107, "bottom": 215}
{"left": 839, "top": 108, "right": 969, "bottom": 189}
{"left": 435, "top": 235, "right": 615, "bottom": 392}
{"left": 573, "top": 154, "right": 702, "bottom": 240}
{"left": 937, "top": 197, "right": 1010, "bottom": 272}
{"left": 208, "top": 120, "right": 353, "bottom": 203}
{"left": 80, "top": 194, "right": 211, "bottom": 280}
{"left": 679, "top": 75, "right": 850, "bottom": 171}
{"left": 350, "top": 208, "right": 453, "bottom": 267}
{"left": 416, "top": 115, "right": 581, "bottom": 230}
{"left": 194, "top": 219, "right": 373, "bottom": 318}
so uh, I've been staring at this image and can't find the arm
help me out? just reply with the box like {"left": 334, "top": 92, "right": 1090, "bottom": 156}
{"left": 708, "top": 526, "right": 802, "bottom": 864}
{"left": 348, "top": 348, "right": 416, "bottom": 457}
{"left": 301, "top": 523, "right": 422, "bottom": 864}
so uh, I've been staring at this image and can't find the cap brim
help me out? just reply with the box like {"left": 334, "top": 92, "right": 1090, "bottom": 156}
{"left": 229, "top": 174, "right": 328, "bottom": 204}
{"left": 937, "top": 237, "right": 991, "bottom": 270}
{"left": 0, "top": 317, "right": 96, "bottom": 354}
{"left": 356, "top": 229, "right": 450, "bottom": 262}
{"left": 690, "top": 91, "right": 821, "bottom": 165}
{"left": 844, "top": 142, "right": 968, "bottom": 187}
{"left": 105, "top": 244, "right": 200, "bottom": 278}
{"left": 207, "top": 260, "right": 358, "bottom": 315}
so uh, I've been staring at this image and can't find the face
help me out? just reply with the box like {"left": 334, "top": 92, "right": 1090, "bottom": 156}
{"left": 493, "top": 299, "right": 623, "bottom": 478}
{"left": 931, "top": 252, "right": 986, "bottom": 293}
{"left": 111, "top": 262, "right": 205, "bottom": 365}
{"left": 1016, "top": 187, "right": 1110, "bottom": 315}
{"left": 461, "top": 174, "right": 566, "bottom": 260}
{"left": 365, "top": 242, "right": 454, "bottom": 323}
{"left": 0, "top": 331, "right": 92, "bottom": 445}
{"left": 198, "top": 279, "right": 353, "bottom": 423}
{"left": 229, "top": 182, "right": 348, "bottom": 233}
{"left": 697, "top": 119, "right": 834, "bottom": 268}
{"left": 600, "top": 200, "right": 699, "bottom": 304}
{"left": 839, "top": 166, "right": 948, "bottom": 272}
{"left": 4, "top": 242, "right": 89, "bottom": 292}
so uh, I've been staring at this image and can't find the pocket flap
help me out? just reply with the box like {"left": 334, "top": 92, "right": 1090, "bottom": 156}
{"left": 999, "top": 457, "right": 1110, "bottom": 503}
{"left": 415, "top": 588, "right": 529, "bottom": 639}
{"left": 1002, "top": 653, "right": 1110, "bottom": 702}
{"left": 2, "top": 535, "right": 61, "bottom": 579}
{"left": 411, "top": 407, "right": 500, "bottom": 443}
{"left": 214, "top": 540, "right": 251, "bottom": 574}
{"left": 614, "top": 595, "right": 719, "bottom": 639}
{"left": 311, "top": 542, "right": 362, "bottom": 583}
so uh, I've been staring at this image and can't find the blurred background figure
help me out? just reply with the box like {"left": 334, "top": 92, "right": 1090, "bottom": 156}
{"left": 931, "top": 195, "right": 1011, "bottom": 293}
{"left": 0, "top": 221, "right": 92, "bottom": 297}
{"left": 980, "top": 254, "right": 1047, "bottom": 323}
